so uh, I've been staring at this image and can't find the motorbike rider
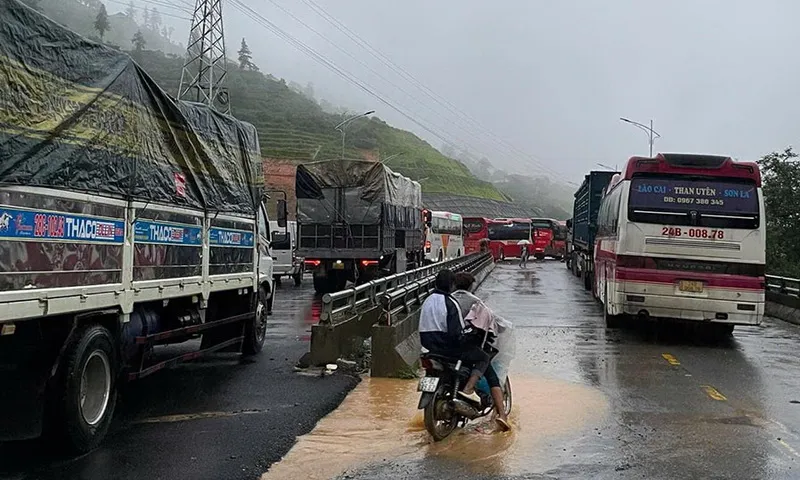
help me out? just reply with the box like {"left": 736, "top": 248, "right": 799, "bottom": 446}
{"left": 419, "top": 269, "right": 511, "bottom": 432}
{"left": 451, "top": 272, "right": 511, "bottom": 431}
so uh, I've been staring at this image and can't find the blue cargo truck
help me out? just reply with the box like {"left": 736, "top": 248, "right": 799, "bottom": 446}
{"left": 567, "top": 171, "right": 618, "bottom": 290}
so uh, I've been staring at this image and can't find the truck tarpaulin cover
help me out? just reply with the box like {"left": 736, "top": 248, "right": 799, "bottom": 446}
{"left": 296, "top": 159, "right": 422, "bottom": 226}
{"left": 0, "top": 1, "right": 262, "bottom": 214}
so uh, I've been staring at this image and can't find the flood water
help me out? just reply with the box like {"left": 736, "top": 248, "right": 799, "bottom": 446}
{"left": 261, "top": 375, "right": 609, "bottom": 479}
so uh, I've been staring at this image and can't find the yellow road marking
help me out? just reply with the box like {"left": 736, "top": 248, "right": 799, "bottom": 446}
{"left": 700, "top": 385, "right": 727, "bottom": 401}
{"left": 135, "top": 409, "right": 266, "bottom": 424}
{"left": 661, "top": 353, "right": 680, "bottom": 366}
{"left": 778, "top": 439, "right": 800, "bottom": 458}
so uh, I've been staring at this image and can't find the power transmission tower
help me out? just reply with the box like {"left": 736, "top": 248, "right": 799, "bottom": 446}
{"left": 177, "top": 0, "right": 230, "bottom": 114}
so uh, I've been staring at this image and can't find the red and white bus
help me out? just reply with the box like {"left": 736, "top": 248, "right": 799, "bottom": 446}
{"left": 594, "top": 153, "right": 765, "bottom": 334}
{"left": 489, "top": 218, "right": 533, "bottom": 260}
{"left": 550, "top": 220, "right": 568, "bottom": 260}
{"left": 530, "top": 218, "right": 556, "bottom": 259}
{"left": 462, "top": 217, "right": 492, "bottom": 254}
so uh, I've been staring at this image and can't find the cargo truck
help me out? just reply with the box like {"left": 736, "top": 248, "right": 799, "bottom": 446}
{"left": 295, "top": 159, "right": 425, "bottom": 294}
{"left": 569, "top": 171, "right": 618, "bottom": 290}
{"left": 0, "top": 1, "right": 279, "bottom": 452}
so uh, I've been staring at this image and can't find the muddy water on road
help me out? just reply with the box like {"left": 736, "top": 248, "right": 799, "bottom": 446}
{"left": 261, "top": 375, "right": 608, "bottom": 480}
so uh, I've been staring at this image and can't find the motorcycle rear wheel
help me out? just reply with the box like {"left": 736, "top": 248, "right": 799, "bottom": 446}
{"left": 424, "top": 390, "right": 459, "bottom": 441}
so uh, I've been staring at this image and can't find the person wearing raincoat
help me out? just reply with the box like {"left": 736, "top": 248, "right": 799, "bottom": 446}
{"left": 451, "top": 272, "right": 511, "bottom": 431}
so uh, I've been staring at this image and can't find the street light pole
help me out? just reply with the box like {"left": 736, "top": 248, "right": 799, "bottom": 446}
{"left": 619, "top": 117, "right": 661, "bottom": 157}
{"left": 335, "top": 110, "right": 375, "bottom": 158}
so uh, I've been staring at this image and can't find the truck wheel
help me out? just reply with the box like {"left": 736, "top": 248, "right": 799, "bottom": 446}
{"left": 313, "top": 275, "right": 328, "bottom": 294}
{"left": 54, "top": 324, "right": 118, "bottom": 454}
{"left": 243, "top": 287, "right": 268, "bottom": 355}
{"left": 293, "top": 271, "right": 303, "bottom": 286}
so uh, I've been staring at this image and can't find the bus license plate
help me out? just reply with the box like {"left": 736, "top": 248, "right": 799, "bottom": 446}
{"left": 418, "top": 377, "right": 439, "bottom": 392}
{"left": 678, "top": 280, "right": 704, "bottom": 293}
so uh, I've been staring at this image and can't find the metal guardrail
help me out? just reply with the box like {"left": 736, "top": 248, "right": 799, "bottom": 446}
{"left": 379, "top": 253, "right": 494, "bottom": 323}
{"left": 766, "top": 274, "right": 800, "bottom": 297}
{"left": 320, "top": 253, "right": 491, "bottom": 324}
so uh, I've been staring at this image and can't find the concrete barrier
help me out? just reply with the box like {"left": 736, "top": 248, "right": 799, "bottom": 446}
{"left": 370, "top": 258, "right": 496, "bottom": 378}
{"left": 766, "top": 291, "right": 800, "bottom": 326}
{"left": 300, "top": 253, "right": 493, "bottom": 368}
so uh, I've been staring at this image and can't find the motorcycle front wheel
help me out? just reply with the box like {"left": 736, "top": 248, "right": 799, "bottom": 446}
{"left": 424, "top": 390, "right": 459, "bottom": 441}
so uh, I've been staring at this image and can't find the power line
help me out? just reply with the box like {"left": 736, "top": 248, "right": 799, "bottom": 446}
{"left": 107, "top": 0, "right": 191, "bottom": 20}
{"left": 299, "top": 0, "right": 570, "bottom": 182}
{"left": 257, "top": 0, "right": 541, "bottom": 174}
{"left": 229, "top": 0, "right": 519, "bottom": 164}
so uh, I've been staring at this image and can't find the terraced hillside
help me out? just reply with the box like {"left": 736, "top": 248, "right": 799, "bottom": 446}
{"left": 23, "top": 0, "right": 531, "bottom": 214}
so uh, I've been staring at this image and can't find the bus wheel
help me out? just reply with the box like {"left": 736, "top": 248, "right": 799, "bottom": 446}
{"left": 499, "top": 250, "right": 505, "bottom": 261}
{"left": 603, "top": 282, "right": 623, "bottom": 329}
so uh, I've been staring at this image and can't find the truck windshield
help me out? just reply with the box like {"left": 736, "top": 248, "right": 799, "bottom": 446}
{"left": 488, "top": 223, "right": 531, "bottom": 241}
{"left": 628, "top": 176, "right": 759, "bottom": 229}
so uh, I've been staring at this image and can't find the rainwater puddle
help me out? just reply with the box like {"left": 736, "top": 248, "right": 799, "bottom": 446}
{"left": 261, "top": 374, "right": 609, "bottom": 480}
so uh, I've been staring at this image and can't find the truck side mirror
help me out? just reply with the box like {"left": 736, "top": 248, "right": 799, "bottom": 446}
{"left": 566, "top": 219, "right": 572, "bottom": 229}
{"left": 277, "top": 199, "right": 287, "bottom": 228}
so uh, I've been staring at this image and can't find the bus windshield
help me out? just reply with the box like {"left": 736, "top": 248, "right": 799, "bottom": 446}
{"left": 628, "top": 176, "right": 759, "bottom": 229}
{"left": 463, "top": 219, "right": 486, "bottom": 234}
{"left": 488, "top": 223, "right": 531, "bottom": 241}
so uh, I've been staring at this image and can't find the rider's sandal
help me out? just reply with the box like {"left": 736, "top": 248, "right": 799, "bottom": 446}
{"left": 457, "top": 390, "right": 481, "bottom": 403}
{"left": 495, "top": 417, "right": 511, "bottom": 432}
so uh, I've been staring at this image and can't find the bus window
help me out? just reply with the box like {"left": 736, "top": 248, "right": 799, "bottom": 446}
{"left": 628, "top": 176, "right": 759, "bottom": 229}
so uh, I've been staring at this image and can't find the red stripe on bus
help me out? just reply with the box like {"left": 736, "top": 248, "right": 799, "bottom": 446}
{"left": 615, "top": 267, "right": 764, "bottom": 290}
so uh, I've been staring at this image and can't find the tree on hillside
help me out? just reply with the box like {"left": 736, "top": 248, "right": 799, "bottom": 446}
{"left": 125, "top": 1, "right": 136, "bottom": 19}
{"left": 94, "top": 3, "right": 110, "bottom": 40}
{"left": 237, "top": 38, "right": 259, "bottom": 71}
{"left": 759, "top": 147, "right": 800, "bottom": 276}
{"left": 149, "top": 8, "right": 162, "bottom": 31}
{"left": 131, "top": 29, "right": 146, "bottom": 52}
{"left": 303, "top": 82, "right": 315, "bottom": 101}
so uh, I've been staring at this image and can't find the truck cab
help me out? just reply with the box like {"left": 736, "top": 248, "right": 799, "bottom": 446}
{"left": 269, "top": 219, "right": 303, "bottom": 286}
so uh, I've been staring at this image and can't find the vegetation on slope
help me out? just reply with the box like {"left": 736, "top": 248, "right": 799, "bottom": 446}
{"left": 21, "top": 0, "right": 560, "bottom": 207}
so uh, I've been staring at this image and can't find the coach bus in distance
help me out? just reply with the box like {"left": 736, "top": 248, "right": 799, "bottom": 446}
{"left": 593, "top": 153, "right": 765, "bottom": 335}
{"left": 551, "top": 220, "right": 568, "bottom": 260}
{"left": 423, "top": 210, "right": 464, "bottom": 263}
{"left": 462, "top": 217, "right": 492, "bottom": 254}
{"left": 489, "top": 218, "right": 533, "bottom": 260}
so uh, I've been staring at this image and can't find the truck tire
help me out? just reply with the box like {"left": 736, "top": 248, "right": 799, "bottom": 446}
{"left": 53, "top": 324, "right": 118, "bottom": 454}
{"left": 313, "top": 274, "right": 328, "bottom": 294}
{"left": 293, "top": 271, "right": 303, "bottom": 286}
{"left": 243, "top": 287, "right": 269, "bottom": 355}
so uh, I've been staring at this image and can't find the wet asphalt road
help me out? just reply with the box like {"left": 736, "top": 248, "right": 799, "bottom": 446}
{"left": 6, "top": 262, "right": 800, "bottom": 479}
{"left": 265, "top": 261, "right": 800, "bottom": 480}
{"left": 0, "top": 277, "right": 359, "bottom": 480}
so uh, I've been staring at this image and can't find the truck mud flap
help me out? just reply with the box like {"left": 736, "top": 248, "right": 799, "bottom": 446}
{"left": 0, "top": 369, "right": 46, "bottom": 441}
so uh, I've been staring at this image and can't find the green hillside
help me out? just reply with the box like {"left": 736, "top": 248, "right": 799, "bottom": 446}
{"left": 21, "top": 0, "right": 532, "bottom": 205}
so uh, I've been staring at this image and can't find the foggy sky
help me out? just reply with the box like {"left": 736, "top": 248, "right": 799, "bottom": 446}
{"left": 144, "top": 0, "right": 800, "bottom": 184}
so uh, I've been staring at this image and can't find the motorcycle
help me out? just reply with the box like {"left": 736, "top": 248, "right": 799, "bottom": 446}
{"left": 417, "top": 323, "right": 514, "bottom": 441}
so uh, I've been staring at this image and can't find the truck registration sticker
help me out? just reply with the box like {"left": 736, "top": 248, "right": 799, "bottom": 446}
{"left": 0, "top": 207, "right": 124, "bottom": 243}
{"left": 661, "top": 227, "right": 724, "bottom": 239}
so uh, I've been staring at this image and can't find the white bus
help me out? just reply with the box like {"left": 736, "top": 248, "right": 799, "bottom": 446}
{"left": 424, "top": 210, "right": 464, "bottom": 263}
{"left": 594, "top": 153, "right": 765, "bottom": 335}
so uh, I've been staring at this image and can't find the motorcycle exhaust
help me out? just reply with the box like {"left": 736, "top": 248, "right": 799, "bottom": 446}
{"left": 452, "top": 398, "right": 480, "bottom": 418}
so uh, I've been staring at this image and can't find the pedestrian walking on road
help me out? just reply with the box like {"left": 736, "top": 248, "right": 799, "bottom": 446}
{"left": 518, "top": 243, "right": 529, "bottom": 268}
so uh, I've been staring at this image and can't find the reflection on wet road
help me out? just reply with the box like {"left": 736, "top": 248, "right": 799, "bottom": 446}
{"left": 266, "top": 261, "right": 800, "bottom": 480}
{"left": 0, "top": 278, "right": 359, "bottom": 480}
